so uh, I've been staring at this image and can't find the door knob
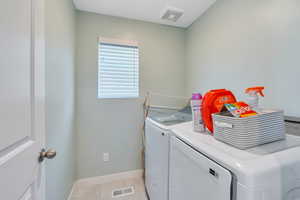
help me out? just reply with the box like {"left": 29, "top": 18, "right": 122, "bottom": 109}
{"left": 39, "top": 148, "right": 57, "bottom": 162}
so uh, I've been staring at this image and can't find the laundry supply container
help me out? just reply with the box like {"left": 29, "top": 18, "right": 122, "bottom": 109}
{"left": 212, "top": 110, "right": 286, "bottom": 149}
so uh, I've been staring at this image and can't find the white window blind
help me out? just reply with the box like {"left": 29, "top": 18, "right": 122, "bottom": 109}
{"left": 98, "top": 38, "right": 139, "bottom": 99}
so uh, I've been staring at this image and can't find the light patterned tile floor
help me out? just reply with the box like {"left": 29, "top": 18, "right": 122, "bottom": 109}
{"left": 71, "top": 177, "right": 148, "bottom": 200}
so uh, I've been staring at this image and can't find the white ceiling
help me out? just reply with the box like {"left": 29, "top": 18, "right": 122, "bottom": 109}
{"left": 73, "top": 0, "right": 216, "bottom": 28}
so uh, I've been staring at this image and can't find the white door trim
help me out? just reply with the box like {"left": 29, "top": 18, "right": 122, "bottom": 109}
{"left": 32, "top": 0, "right": 46, "bottom": 199}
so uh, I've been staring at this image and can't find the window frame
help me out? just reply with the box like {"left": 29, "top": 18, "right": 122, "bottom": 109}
{"left": 97, "top": 37, "right": 140, "bottom": 99}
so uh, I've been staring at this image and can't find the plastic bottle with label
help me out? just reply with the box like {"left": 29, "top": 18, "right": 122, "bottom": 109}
{"left": 191, "top": 93, "right": 205, "bottom": 132}
{"left": 245, "top": 87, "right": 265, "bottom": 112}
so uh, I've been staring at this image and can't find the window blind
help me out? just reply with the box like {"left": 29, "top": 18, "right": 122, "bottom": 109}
{"left": 98, "top": 39, "right": 139, "bottom": 99}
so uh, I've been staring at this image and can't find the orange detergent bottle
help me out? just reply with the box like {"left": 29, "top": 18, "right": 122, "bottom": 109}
{"left": 202, "top": 89, "right": 237, "bottom": 133}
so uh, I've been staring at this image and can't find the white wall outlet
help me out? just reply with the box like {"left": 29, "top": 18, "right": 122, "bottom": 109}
{"left": 103, "top": 152, "right": 110, "bottom": 162}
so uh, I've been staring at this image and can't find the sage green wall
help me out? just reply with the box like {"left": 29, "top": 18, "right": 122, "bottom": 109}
{"left": 75, "top": 11, "right": 186, "bottom": 179}
{"left": 45, "top": 0, "right": 76, "bottom": 199}
{"left": 185, "top": 0, "right": 300, "bottom": 117}
{"left": 44, "top": 0, "right": 300, "bottom": 195}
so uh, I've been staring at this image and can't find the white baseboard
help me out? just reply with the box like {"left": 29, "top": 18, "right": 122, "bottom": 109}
{"left": 68, "top": 169, "right": 144, "bottom": 199}
{"left": 67, "top": 182, "right": 75, "bottom": 200}
{"left": 77, "top": 169, "right": 143, "bottom": 186}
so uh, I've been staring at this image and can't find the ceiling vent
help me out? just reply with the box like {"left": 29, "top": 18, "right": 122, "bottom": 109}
{"left": 161, "top": 7, "right": 184, "bottom": 22}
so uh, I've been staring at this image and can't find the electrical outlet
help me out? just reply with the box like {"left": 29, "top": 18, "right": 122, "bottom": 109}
{"left": 103, "top": 153, "right": 110, "bottom": 162}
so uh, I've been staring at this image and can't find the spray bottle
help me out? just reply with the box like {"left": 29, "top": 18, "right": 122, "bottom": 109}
{"left": 245, "top": 87, "right": 265, "bottom": 111}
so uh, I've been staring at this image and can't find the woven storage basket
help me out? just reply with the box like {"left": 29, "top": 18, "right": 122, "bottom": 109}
{"left": 212, "top": 110, "right": 286, "bottom": 149}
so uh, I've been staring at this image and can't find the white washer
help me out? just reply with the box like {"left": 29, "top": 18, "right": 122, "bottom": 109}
{"left": 145, "top": 118, "right": 171, "bottom": 200}
{"left": 145, "top": 107, "right": 192, "bottom": 200}
{"left": 170, "top": 120, "right": 300, "bottom": 200}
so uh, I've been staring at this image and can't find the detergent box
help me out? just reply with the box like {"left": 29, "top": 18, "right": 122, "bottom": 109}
{"left": 222, "top": 102, "right": 257, "bottom": 118}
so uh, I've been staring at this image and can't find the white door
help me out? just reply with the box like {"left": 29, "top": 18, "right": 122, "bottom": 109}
{"left": 0, "top": 0, "right": 47, "bottom": 199}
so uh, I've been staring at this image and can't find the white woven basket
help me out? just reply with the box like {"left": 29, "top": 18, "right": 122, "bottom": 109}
{"left": 213, "top": 110, "right": 286, "bottom": 149}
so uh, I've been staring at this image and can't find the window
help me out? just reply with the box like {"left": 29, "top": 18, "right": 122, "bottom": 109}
{"left": 98, "top": 37, "right": 139, "bottom": 99}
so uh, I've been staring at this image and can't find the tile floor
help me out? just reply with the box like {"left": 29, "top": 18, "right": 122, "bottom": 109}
{"left": 71, "top": 177, "right": 148, "bottom": 200}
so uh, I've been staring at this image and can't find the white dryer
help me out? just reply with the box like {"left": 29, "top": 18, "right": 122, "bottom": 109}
{"left": 170, "top": 119, "right": 300, "bottom": 200}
